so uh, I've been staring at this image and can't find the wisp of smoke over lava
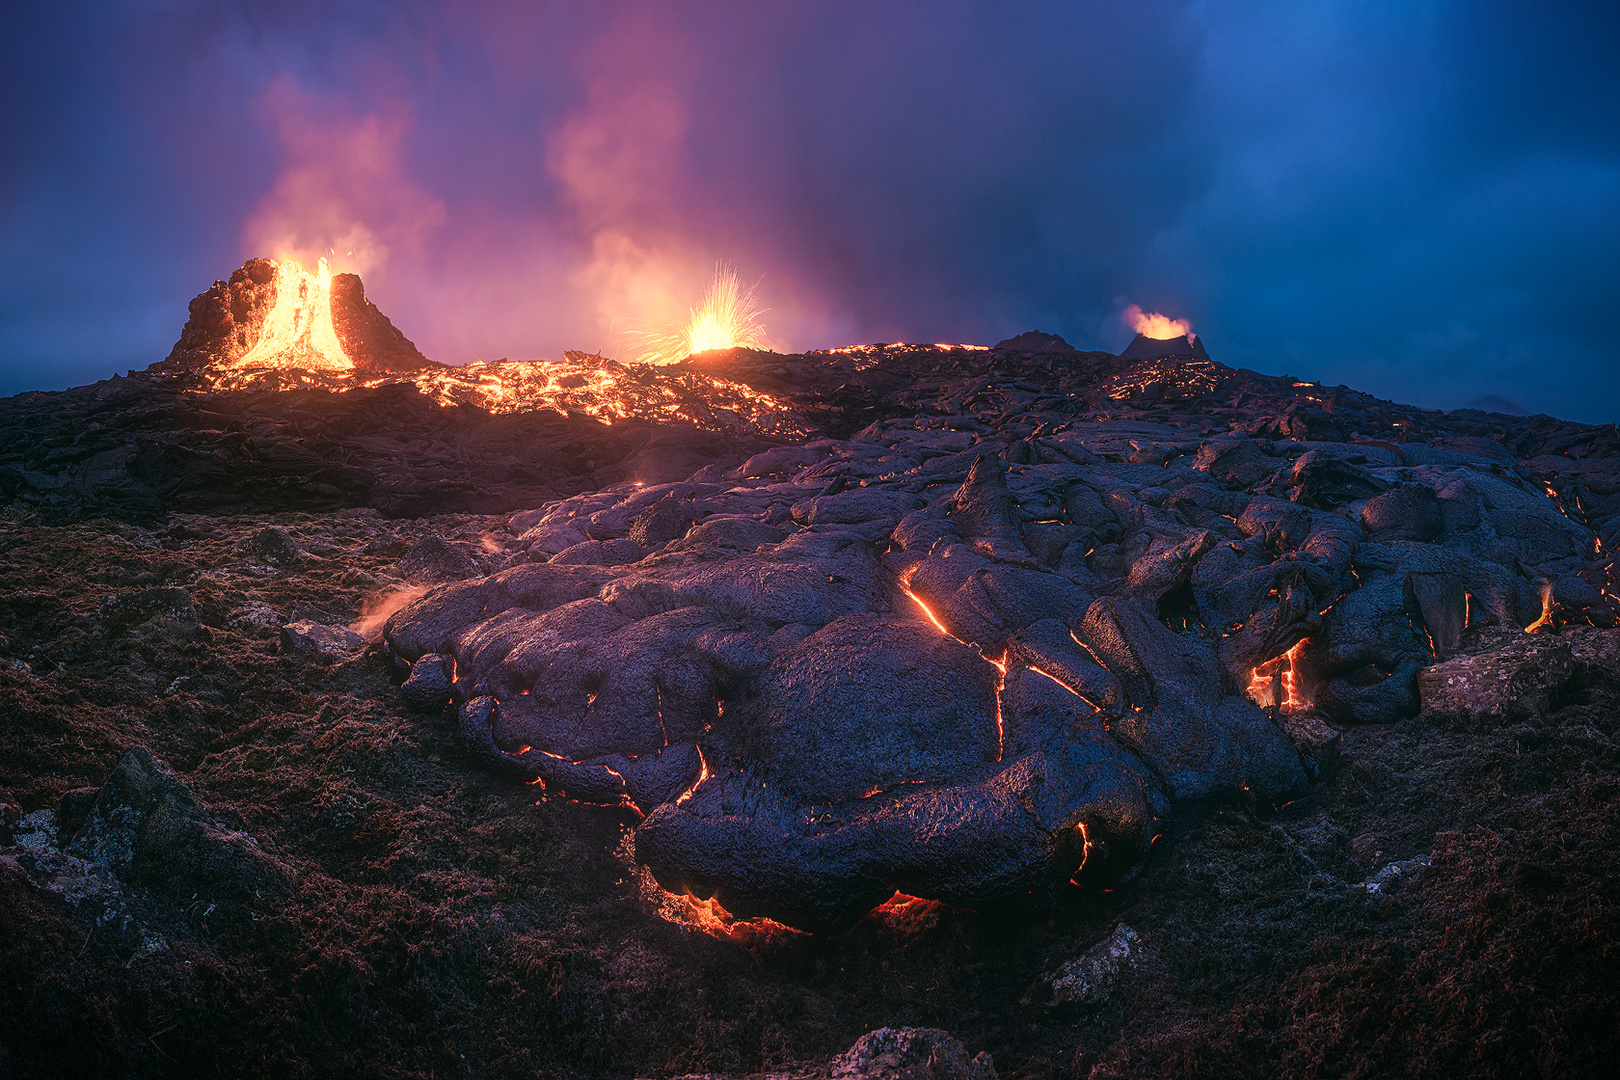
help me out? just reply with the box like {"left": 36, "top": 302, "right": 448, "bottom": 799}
{"left": 631, "top": 263, "right": 767, "bottom": 365}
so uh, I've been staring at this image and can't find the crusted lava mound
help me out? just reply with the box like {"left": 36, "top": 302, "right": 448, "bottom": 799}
{"left": 375, "top": 364, "right": 1616, "bottom": 931}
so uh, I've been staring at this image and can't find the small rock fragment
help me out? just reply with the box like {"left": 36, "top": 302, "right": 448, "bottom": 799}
{"left": 12, "top": 808, "right": 58, "bottom": 851}
{"left": 280, "top": 620, "right": 367, "bottom": 656}
{"left": 1360, "top": 854, "right": 1430, "bottom": 894}
{"left": 830, "top": 1027, "right": 997, "bottom": 1080}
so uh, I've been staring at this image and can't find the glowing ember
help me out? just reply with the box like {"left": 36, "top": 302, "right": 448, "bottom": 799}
{"left": 1526, "top": 579, "right": 1556, "bottom": 633}
{"left": 1246, "top": 638, "right": 1312, "bottom": 712}
{"left": 652, "top": 889, "right": 802, "bottom": 942}
{"left": 233, "top": 258, "right": 354, "bottom": 372}
{"left": 1124, "top": 303, "right": 1195, "bottom": 341}
{"left": 635, "top": 263, "right": 767, "bottom": 365}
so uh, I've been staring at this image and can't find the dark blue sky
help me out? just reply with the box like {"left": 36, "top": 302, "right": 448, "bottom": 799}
{"left": 2, "top": 1, "right": 1617, "bottom": 422}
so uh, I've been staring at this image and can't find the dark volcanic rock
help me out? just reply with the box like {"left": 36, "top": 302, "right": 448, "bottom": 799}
{"left": 829, "top": 1027, "right": 997, "bottom": 1080}
{"left": 1416, "top": 629, "right": 1574, "bottom": 718}
{"left": 398, "top": 533, "right": 480, "bottom": 582}
{"left": 65, "top": 747, "right": 290, "bottom": 919}
{"left": 754, "top": 615, "right": 1000, "bottom": 802}
{"left": 5, "top": 301, "right": 1620, "bottom": 1075}
{"left": 158, "top": 258, "right": 281, "bottom": 372}
{"left": 157, "top": 258, "right": 431, "bottom": 375}
{"left": 339, "top": 332, "right": 1620, "bottom": 928}
{"left": 400, "top": 653, "right": 455, "bottom": 712}
{"left": 993, "top": 330, "right": 1075, "bottom": 353}
{"left": 238, "top": 526, "right": 307, "bottom": 565}
{"left": 327, "top": 272, "right": 432, "bottom": 373}
{"left": 279, "top": 620, "right": 366, "bottom": 657}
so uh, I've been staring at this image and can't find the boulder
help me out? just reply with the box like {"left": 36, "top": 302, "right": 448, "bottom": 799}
{"left": 1030, "top": 924, "right": 1142, "bottom": 1007}
{"left": 236, "top": 526, "right": 307, "bottom": 565}
{"left": 829, "top": 1027, "right": 997, "bottom": 1080}
{"left": 399, "top": 533, "right": 480, "bottom": 582}
{"left": 1417, "top": 630, "right": 1574, "bottom": 719}
{"left": 280, "top": 620, "right": 367, "bottom": 657}
{"left": 64, "top": 747, "right": 291, "bottom": 922}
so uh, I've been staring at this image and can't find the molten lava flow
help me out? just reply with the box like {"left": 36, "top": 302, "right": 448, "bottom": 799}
{"left": 634, "top": 263, "right": 767, "bottom": 365}
{"left": 1124, "top": 303, "right": 1195, "bottom": 341}
{"left": 901, "top": 583, "right": 954, "bottom": 637}
{"left": 233, "top": 258, "right": 354, "bottom": 371}
{"left": 1069, "top": 821, "right": 1094, "bottom": 885}
{"left": 1246, "top": 638, "right": 1312, "bottom": 712}
{"left": 674, "top": 748, "right": 710, "bottom": 804}
{"left": 869, "top": 892, "right": 952, "bottom": 934}
{"left": 1526, "top": 579, "right": 1556, "bottom": 633}
{"left": 1280, "top": 638, "right": 1309, "bottom": 710}
{"left": 653, "top": 890, "right": 803, "bottom": 942}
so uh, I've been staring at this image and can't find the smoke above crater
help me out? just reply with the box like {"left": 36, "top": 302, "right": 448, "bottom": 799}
{"left": 2, "top": 1, "right": 1618, "bottom": 421}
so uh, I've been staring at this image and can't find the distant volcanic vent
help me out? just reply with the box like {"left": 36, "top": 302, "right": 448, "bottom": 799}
{"left": 1119, "top": 304, "right": 1209, "bottom": 362}
{"left": 993, "top": 330, "right": 1077, "bottom": 353}
{"left": 156, "top": 258, "right": 429, "bottom": 376}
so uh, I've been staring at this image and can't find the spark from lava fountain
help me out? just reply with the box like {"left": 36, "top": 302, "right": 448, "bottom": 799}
{"left": 633, "top": 263, "right": 767, "bottom": 364}
{"left": 1124, "top": 303, "right": 1195, "bottom": 341}
{"left": 234, "top": 258, "right": 354, "bottom": 371}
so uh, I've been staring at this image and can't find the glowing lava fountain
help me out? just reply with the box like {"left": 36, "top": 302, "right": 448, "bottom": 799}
{"left": 233, "top": 258, "right": 354, "bottom": 372}
{"left": 1124, "top": 303, "right": 1195, "bottom": 342}
{"left": 635, "top": 263, "right": 767, "bottom": 365}
{"left": 1120, "top": 303, "right": 1209, "bottom": 361}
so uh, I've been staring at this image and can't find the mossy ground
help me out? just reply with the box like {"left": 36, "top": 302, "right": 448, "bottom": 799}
{"left": 2, "top": 517, "right": 1616, "bottom": 1078}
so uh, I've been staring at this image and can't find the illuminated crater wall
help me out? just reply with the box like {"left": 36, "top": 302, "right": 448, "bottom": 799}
{"left": 159, "top": 258, "right": 431, "bottom": 377}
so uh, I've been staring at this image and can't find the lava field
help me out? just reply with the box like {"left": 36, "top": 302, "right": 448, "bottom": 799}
{"left": 2, "top": 267, "right": 1618, "bottom": 1078}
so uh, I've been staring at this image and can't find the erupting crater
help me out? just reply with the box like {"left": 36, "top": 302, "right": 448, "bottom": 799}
{"left": 1120, "top": 304, "right": 1210, "bottom": 362}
